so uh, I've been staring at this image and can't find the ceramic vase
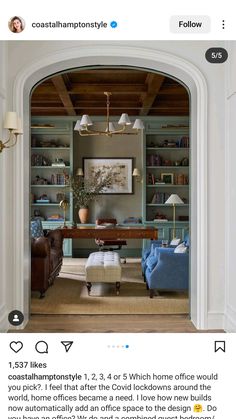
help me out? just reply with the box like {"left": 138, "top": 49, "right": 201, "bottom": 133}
{"left": 78, "top": 207, "right": 89, "bottom": 224}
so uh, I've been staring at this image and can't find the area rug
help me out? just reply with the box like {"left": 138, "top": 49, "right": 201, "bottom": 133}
{"left": 31, "top": 258, "right": 189, "bottom": 314}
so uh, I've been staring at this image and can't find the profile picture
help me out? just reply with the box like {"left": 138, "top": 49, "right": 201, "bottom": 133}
{"left": 8, "top": 16, "right": 25, "bottom": 33}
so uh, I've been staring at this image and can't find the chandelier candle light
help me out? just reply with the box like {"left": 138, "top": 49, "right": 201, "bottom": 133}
{"left": 165, "top": 194, "right": 184, "bottom": 239}
{"left": 74, "top": 92, "right": 144, "bottom": 137}
{"left": 0, "top": 112, "right": 23, "bottom": 153}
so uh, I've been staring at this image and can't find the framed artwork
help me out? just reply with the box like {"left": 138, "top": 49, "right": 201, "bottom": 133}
{"left": 83, "top": 157, "right": 134, "bottom": 194}
{"left": 161, "top": 173, "right": 174, "bottom": 184}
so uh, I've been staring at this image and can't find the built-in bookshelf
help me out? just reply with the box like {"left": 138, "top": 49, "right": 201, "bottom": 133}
{"left": 144, "top": 117, "right": 190, "bottom": 241}
{"left": 30, "top": 117, "right": 73, "bottom": 255}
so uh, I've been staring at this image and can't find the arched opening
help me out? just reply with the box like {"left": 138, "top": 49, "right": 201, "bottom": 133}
{"left": 12, "top": 45, "right": 208, "bottom": 329}
{"left": 30, "top": 65, "right": 191, "bottom": 317}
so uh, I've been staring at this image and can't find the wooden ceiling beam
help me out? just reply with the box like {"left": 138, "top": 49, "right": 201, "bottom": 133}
{"left": 139, "top": 74, "right": 165, "bottom": 116}
{"left": 62, "top": 73, "right": 73, "bottom": 90}
{"left": 51, "top": 75, "right": 76, "bottom": 116}
{"left": 31, "top": 70, "right": 189, "bottom": 117}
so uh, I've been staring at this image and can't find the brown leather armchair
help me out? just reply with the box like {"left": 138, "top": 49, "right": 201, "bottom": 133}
{"left": 31, "top": 229, "right": 63, "bottom": 298}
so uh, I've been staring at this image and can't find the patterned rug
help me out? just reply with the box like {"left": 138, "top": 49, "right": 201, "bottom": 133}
{"left": 31, "top": 258, "right": 189, "bottom": 314}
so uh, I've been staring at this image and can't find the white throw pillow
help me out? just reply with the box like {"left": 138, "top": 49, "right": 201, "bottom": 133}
{"left": 174, "top": 242, "right": 188, "bottom": 253}
{"left": 170, "top": 238, "right": 181, "bottom": 246}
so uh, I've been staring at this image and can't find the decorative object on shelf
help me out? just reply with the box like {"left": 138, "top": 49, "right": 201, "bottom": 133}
{"left": 59, "top": 199, "right": 69, "bottom": 227}
{"left": 162, "top": 159, "right": 172, "bottom": 166}
{"left": 161, "top": 173, "right": 174, "bottom": 184}
{"left": 34, "top": 209, "right": 42, "bottom": 217}
{"left": 31, "top": 154, "right": 51, "bottom": 166}
{"left": 74, "top": 92, "right": 144, "bottom": 137}
{"left": 132, "top": 168, "right": 142, "bottom": 183}
{"left": 165, "top": 194, "right": 184, "bottom": 239}
{"left": 163, "top": 139, "right": 177, "bottom": 148}
{"left": 83, "top": 157, "right": 133, "bottom": 194}
{"left": 153, "top": 212, "right": 168, "bottom": 222}
{"left": 36, "top": 194, "right": 50, "bottom": 203}
{"left": 66, "top": 172, "right": 113, "bottom": 224}
{"left": 56, "top": 192, "right": 66, "bottom": 203}
{"left": 174, "top": 160, "right": 181, "bottom": 166}
{"left": 51, "top": 158, "right": 65, "bottom": 167}
{"left": 33, "top": 175, "right": 49, "bottom": 185}
{"left": 181, "top": 157, "right": 189, "bottom": 166}
{"left": 0, "top": 112, "right": 23, "bottom": 153}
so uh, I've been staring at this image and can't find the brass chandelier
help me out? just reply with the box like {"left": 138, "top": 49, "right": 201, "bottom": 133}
{"left": 74, "top": 92, "right": 144, "bottom": 137}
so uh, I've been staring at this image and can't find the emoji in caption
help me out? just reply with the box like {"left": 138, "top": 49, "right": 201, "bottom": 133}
{"left": 193, "top": 404, "right": 203, "bottom": 412}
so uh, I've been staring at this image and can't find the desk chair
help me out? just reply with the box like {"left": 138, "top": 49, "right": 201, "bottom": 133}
{"left": 95, "top": 218, "right": 127, "bottom": 262}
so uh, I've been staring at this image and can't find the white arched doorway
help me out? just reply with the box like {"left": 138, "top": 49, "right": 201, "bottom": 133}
{"left": 12, "top": 44, "right": 208, "bottom": 329}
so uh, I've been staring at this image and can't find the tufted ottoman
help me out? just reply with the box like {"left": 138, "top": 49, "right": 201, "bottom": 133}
{"left": 85, "top": 251, "right": 122, "bottom": 295}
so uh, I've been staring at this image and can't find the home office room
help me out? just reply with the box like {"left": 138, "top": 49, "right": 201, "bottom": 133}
{"left": 0, "top": 40, "right": 235, "bottom": 333}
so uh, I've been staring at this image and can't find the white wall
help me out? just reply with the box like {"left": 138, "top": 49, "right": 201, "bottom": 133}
{"left": 225, "top": 43, "right": 236, "bottom": 331}
{"left": 0, "top": 40, "right": 234, "bottom": 331}
{"left": 0, "top": 42, "right": 15, "bottom": 331}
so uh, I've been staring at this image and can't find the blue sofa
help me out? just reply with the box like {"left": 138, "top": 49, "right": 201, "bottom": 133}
{"left": 145, "top": 246, "right": 189, "bottom": 298}
{"left": 141, "top": 240, "right": 162, "bottom": 275}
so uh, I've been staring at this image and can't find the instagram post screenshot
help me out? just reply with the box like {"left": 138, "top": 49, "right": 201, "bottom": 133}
{"left": 0, "top": 1, "right": 236, "bottom": 418}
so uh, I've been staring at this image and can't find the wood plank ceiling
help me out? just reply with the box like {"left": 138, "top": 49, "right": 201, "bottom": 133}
{"left": 31, "top": 68, "right": 189, "bottom": 117}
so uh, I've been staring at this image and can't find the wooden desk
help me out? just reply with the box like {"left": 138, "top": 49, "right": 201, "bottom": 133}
{"left": 61, "top": 225, "right": 158, "bottom": 240}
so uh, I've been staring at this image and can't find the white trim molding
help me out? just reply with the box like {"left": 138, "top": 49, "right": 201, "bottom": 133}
{"left": 10, "top": 43, "right": 208, "bottom": 329}
{"left": 224, "top": 304, "right": 236, "bottom": 332}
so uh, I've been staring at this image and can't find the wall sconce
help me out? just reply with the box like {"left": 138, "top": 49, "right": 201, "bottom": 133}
{"left": 0, "top": 112, "right": 23, "bottom": 153}
{"left": 76, "top": 168, "right": 84, "bottom": 177}
{"left": 132, "top": 168, "right": 142, "bottom": 183}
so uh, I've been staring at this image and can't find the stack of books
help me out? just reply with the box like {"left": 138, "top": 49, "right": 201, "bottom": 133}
{"left": 47, "top": 214, "right": 64, "bottom": 221}
{"left": 36, "top": 198, "right": 50, "bottom": 203}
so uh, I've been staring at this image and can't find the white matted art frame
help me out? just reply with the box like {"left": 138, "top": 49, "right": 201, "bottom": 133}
{"left": 83, "top": 157, "right": 134, "bottom": 194}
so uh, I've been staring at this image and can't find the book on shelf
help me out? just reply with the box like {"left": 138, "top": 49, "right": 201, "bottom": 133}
{"left": 153, "top": 218, "right": 168, "bottom": 222}
{"left": 150, "top": 192, "right": 170, "bottom": 204}
{"left": 56, "top": 173, "right": 66, "bottom": 185}
{"left": 36, "top": 199, "right": 50, "bottom": 203}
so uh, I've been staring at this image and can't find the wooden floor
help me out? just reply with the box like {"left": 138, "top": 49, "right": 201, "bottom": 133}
{"left": 15, "top": 314, "right": 221, "bottom": 333}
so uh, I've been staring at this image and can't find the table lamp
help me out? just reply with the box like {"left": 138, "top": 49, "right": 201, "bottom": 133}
{"left": 165, "top": 194, "right": 184, "bottom": 239}
{"left": 59, "top": 199, "right": 69, "bottom": 228}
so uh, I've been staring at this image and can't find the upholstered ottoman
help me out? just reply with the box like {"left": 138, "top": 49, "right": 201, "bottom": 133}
{"left": 85, "top": 251, "right": 122, "bottom": 295}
